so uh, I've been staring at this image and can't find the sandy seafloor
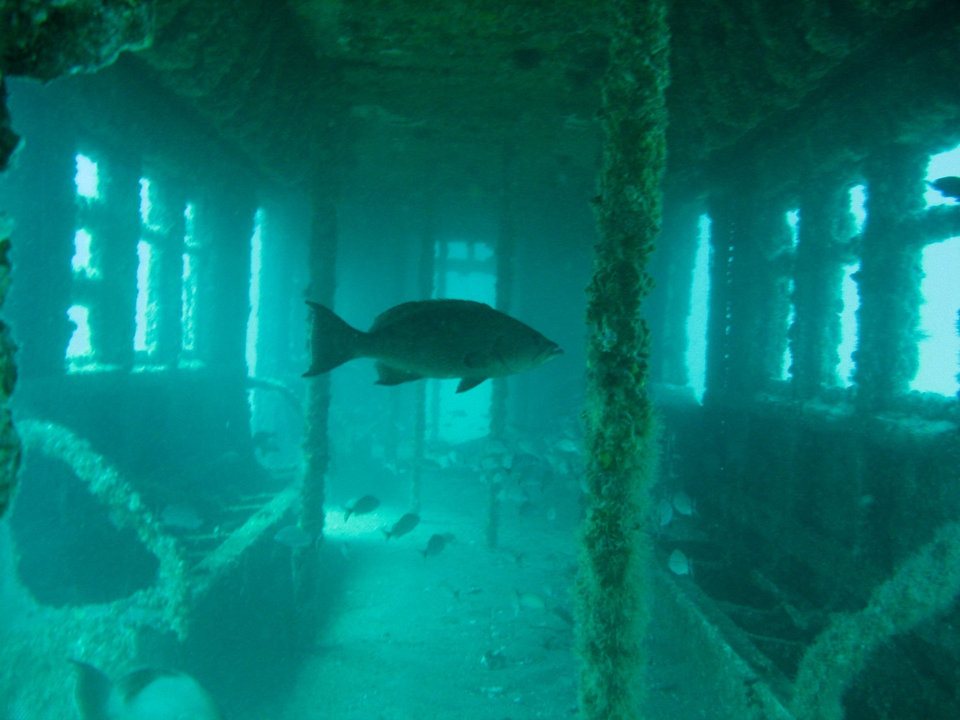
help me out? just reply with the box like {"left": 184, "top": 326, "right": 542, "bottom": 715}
{"left": 245, "top": 467, "right": 732, "bottom": 720}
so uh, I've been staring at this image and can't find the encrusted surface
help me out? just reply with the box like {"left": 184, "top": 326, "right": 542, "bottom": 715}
{"left": 5, "top": 1, "right": 953, "bottom": 190}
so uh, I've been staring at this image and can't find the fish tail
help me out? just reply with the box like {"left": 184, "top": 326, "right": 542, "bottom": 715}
{"left": 304, "top": 302, "right": 365, "bottom": 377}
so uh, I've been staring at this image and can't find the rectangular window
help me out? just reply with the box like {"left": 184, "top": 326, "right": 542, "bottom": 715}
{"left": 246, "top": 208, "right": 264, "bottom": 378}
{"left": 782, "top": 209, "right": 800, "bottom": 380}
{"left": 181, "top": 202, "right": 199, "bottom": 359}
{"left": 246, "top": 208, "right": 267, "bottom": 435}
{"left": 134, "top": 239, "right": 158, "bottom": 355}
{"left": 837, "top": 262, "right": 860, "bottom": 387}
{"left": 429, "top": 239, "right": 496, "bottom": 443}
{"left": 686, "top": 214, "right": 711, "bottom": 402}
{"left": 65, "top": 305, "right": 92, "bottom": 361}
{"left": 836, "top": 184, "right": 867, "bottom": 386}
{"left": 72, "top": 228, "right": 98, "bottom": 279}
{"left": 911, "top": 237, "right": 960, "bottom": 396}
{"left": 134, "top": 177, "right": 161, "bottom": 360}
{"left": 924, "top": 144, "right": 960, "bottom": 208}
{"left": 67, "top": 153, "right": 101, "bottom": 371}
{"left": 909, "top": 145, "right": 960, "bottom": 395}
{"left": 74, "top": 154, "right": 99, "bottom": 200}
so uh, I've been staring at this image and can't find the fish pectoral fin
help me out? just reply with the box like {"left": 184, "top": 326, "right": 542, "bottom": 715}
{"left": 71, "top": 660, "right": 113, "bottom": 720}
{"left": 374, "top": 362, "right": 423, "bottom": 386}
{"left": 456, "top": 376, "right": 487, "bottom": 393}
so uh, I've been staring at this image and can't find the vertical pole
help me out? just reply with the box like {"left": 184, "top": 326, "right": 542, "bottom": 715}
{"left": 0, "top": 82, "right": 74, "bottom": 378}
{"left": 90, "top": 150, "right": 140, "bottom": 370}
{"left": 576, "top": 1, "right": 669, "bottom": 719}
{"left": 298, "top": 180, "right": 338, "bottom": 599}
{"left": 0, "top": 78, "right": 16, "bottom": 172}
{"left": 301, "top": 185, "right": 337, "bottom": 537}
{"left": 148, "top": 177, "right": 187, "bottom": 368}
{"left": 854, "top": 146, "right": 926, "bottom": 412}
{"left": 706, "top": 184, "right": 792, "bottom": 397}
{"left": 0, "top": 210, "right": 18, "bottom": 521}
{"left": 790, "top": 178, "right": 854, "bottom": 398}
{"left": 195, "top": 183, "right": 255, "bottom": 375}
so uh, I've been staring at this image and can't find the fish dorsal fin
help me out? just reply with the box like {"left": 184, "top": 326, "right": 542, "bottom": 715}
{"left": 374, "top": 362, "right": 423, "bottom": 386}
{"left": 71, "top": 660, "right": 112, "bottom": 720}
{"left": 456, "top": 376, "right": 487, "bottom": 393}
{"left": 116, "top": 668, "right": 178, "bottom": 703}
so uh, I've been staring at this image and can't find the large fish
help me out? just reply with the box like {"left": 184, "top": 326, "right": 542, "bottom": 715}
{"left": 304, "top": 299, "right": 561, "bottom": 393}
{"left": 71, "top": 660, "right": 223, "bottom": 720}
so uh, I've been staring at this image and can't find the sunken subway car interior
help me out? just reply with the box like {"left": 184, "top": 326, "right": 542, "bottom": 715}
{"left": 1, "top": 1, "right": 960, "bottom": 719}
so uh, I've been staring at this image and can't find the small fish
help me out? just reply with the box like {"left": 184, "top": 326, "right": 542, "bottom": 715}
{"left": 518, "top": 499, "right": 538, "bottom": 517}
{"left": 304, "top": 299, "right": 561, "bottom": 393}
{"left": 273, "top": 524, "right": 313, "bottom": 548}
{"left": 343, "top": 494, "right": 380, "bottom": 521}
{"left": 668, "top": 549, "right": 691, "bottom": 576}
{"left": 929, "top": 176, "right": 960, "bottom": 201}
{"left": 160, "top": 503, "right": 203, "bottom": 531}
{"left": 672, "top": 491, "right": 695, "bottom": 517}
{"left": 71, "top": 659, "right": 223, "bottom": 720}
{"left": 383, "top": 512, "right": 420, "bottom": 540}
{"left": 513, "top": 589, "right": 547, "bottom": 614}
{"left": 657, "top": 498, "right": 674, "bottom": 527}
{"left": 421, "top": 532, "right": 455, "bottom": 558}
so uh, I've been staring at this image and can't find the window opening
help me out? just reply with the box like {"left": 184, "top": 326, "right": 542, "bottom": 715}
{"left": 68, "top": 153, "right": 102, "bottom": 370}
{"left": 134, "top": 239, "right": 158, "bottom": 355}
{"left": 74, "top": 154, "right": 99, "bottom": 200}
{"left": 912, "top": 239, "right": 960, "bottom": 396}
{"left": 782, "top": 210, "right": 800, "bottom": 380}
{"left": 66, "top": 305, "right": 92, "bottom": 361}
{"left": 910, "top": 145, "right": 960, "bottom": 395}
{"left": 134, "top": 177, "right": 162, "bottom": 359}
{"left": 71, "top": 228, "right": 98, "bottom": 279}
{"left": 924, "top": 144, "right": 960, "bottom": 208}
{"left": 181, "top": 202, "right": 199, "bottom": 359}
{"left": 245, "top": 209, "right": 266, "bottom": 433}
{"left": 837, "top": 185, "right": 867, "bottom": 386}
{"left": 686, "top": 214, "right": 711, "bottom": 402}
{"left": 429, "top": 239, "right": 496, "bottom": 444}
{"left": 245, "top": 208, "right": 264, "bottom": 378}
{"left": 139, "top": 177, "right": 163, "bottom": 233}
